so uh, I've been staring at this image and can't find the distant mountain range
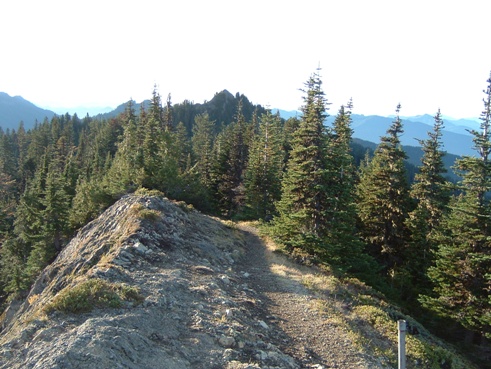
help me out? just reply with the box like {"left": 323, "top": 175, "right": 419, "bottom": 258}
{"left": 274, "top": 109, "right": 478, "bottom": 158}
{"left": 0, "top": 91, "right": 479, "bottom": 159}
{"left": 0, "top": 92, "right": 56, "bottom": 130}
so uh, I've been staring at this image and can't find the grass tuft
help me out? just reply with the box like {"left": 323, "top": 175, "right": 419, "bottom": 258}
{"left": 44, "top": 278, "right": 143, "bottom": 314}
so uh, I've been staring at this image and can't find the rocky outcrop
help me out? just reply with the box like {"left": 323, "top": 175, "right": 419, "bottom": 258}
{"left": 0, "top": 194, "right": 479, "bottom": 369}
{"left": 0, "top": 194, "right": 298, "bottom": 369}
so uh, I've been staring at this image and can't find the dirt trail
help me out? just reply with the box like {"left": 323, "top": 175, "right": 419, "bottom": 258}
{"left": 236, "top": 224, "right": 385, "bottom": 369}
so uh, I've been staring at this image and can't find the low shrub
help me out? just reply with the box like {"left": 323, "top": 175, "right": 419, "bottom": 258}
{"left": 45, "top": 278, "right": 143, "bottom": 314}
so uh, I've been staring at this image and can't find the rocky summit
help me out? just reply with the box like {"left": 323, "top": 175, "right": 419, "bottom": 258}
{"left": 0, "top": 194, "right": 301, "bottom": 369}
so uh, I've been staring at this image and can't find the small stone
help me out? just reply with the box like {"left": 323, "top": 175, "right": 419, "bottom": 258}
{"left": 258, "top": 320, "right": 269, "bottom": 329}
{"left": 120, "top": 250, "right": 134, "bottom": 260}
{"left": 112, "top": 259, "right": 130, "bottom": 267}
{"left": 223, "top": 348, "right": 235, "bottom": 359}
{"left": 192, "top": 265, "right": 215, "bottom": 274}
{"left": 218, "top": 335, "right": 236, "bottom": 348}
{"left": 133, "top": 242, "right": 148, "bottom": 255}
{"left": 221, "top": 275, "right": 231, "bottom": 284}
{"left": 256, "top": 350, "right": 268, "bottom": 361}
{"left": 242, "top": 272, "right": 250, "bottom": 278}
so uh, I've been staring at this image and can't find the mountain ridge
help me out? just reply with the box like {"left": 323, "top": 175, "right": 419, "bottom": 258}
{"left": 0, "top": 92, "right": 56, "bottom": 130}
{"left": 274, "top": 109, "right": 475, "bottom": 157}
{"left": 0, "top": 91, "right": 476, "bottom": 157}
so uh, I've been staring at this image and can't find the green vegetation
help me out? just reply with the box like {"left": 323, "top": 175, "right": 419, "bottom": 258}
{"left": 128, "top": 202, "right": 161, "bottom": 221}
{"left": 0, "top": 70, "right": 490, "bottom": 366}
{"left": 44, "top": 278, "right": 143, "bottom": 314}
{"left": 296, "top": 267, "right": 477, "bottom": 369}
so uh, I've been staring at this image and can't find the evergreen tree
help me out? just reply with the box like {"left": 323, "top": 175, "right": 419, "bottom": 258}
{"left": 69, "top": 172, "right": 115, "bottom": 231}
{"left": 210, "top": 99, "right": 250, "bottom": 217}
{"left": 174, "top": 121, "right": 192, "bottom": 173}
{"left": 0, "top": 236, "right": 31, "bottom": 293}
{"left": 164, "top": 93, "right": 174, "bottom": 132}
{"left": 0, "top": 172, "right": 16, "bottom": 237}
{"left": 356, "top": 105, "right": 412, "bottom": 275}
{"left": 271, "top": 70, "right": 330, "bottom": 254}
{"left": 405, "top": 110, "right": 450, "bottom": 296}
{"left": 244, "top": 110, "right": 283, "bottom": 219}
{"left": 191, "top": 113, "right": 216, "bottom": 189}
{"left": 421, "top": 75, "right": 491, "bottom": 338}
{"left": 107, "top": 100, "right": 145, "bottom": 192}
{"left": 323, "top": 101, "right": 368, "bottom": 271}
{"left": 19, "top": 143, "right": 71, "bottom": 282}
{"left": 0, "top": 129, "right": 19, "bottom": 181}
{"left": 210, "top": 125, "right": 237, "bottom": 216}
{"left": 142, "top": 89, "right": 165, "bottom": 187}
{"left": 16, "top": 122, "right": 29, "bottom": 192}
{"left": 8, "top": 151, "right": 49, "bottom": 288}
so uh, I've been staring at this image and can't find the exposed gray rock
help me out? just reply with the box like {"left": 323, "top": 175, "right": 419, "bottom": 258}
{"left": 258, "top": 320, "right": 269, "bottom": 330}
{"left": 218, "top": 335, "right": 236, "bottom": 348}
{"left": 0, "top": 195, "right": 300, "bottom": 369}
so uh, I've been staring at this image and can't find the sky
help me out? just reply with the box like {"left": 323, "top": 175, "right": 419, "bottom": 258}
{"left": 1, "top": 0, "right": 491, "bottom": 119}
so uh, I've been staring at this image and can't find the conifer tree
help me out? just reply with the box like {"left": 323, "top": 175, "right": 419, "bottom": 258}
{"left": 271, "top": 70, "right": 330, "bottom": 254}
{"left": 8, "top": 149, "right": 49, "bottom": 287}
{"left": 192, "top": 113, "right": 215, "bottom": 189}
{"left": 356, "top": 105, "right": 412, "bottom": 273}
{"left": 0, "top": 236, "right": 31, "bottom": 293}
{"left": 405, "top": 110, "right": 450, "bottom": 295}
{"left": 16, "top": 122, "right": 29, "bottom": 192}
{"left": 0, "top": 129, "right": 19, "bottom": 181}
{"left": 174, "top": 121, "right": 191, "bottom": 173}
{"left": 210, "top": 99, "right": 250, "bottom": 217}
{"left": 22, "top": 143, "right": 70, "bottom": 281}
{"left": 244, "top": 110, "right": 283, "bottom": 219}
{"left": 142, "top": 89, "right": 165, "bottom": 187}
{"left": 323, "top": 101, "right": 368, "bottom": 270}
{"left": 107, "top": 100, "right": 145, "bottom": 192}
{"left": 422, "top": 75, "right": 491, "bottom": 338}
{"left": 164, "top": 93, "right": 174, "bottom": 132}
{"left": 0, "top": 172, "right": 16, "bottom": 237}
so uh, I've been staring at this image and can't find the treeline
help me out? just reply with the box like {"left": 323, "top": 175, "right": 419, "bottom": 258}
{"left": 0, "top": 72, "right": 490, "bottom": 351}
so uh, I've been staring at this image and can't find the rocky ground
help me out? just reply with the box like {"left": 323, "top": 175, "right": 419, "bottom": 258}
{"left": 236, "top": 224, "right": 387, "bottom": 369}
{"left": 0, "top": 194, "right": 476, "bottom": 368}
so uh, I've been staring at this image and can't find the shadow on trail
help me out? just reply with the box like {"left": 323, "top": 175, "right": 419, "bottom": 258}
{"left": 235, "top": 226, "right": 326, "bottom": 367}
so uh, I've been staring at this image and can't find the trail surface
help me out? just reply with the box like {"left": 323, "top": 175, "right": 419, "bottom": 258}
{"left": 236, "top": 224, "right": 385, "bottom": 369}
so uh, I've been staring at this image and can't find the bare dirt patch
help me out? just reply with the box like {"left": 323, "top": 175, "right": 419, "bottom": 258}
{"left": 236, "top": 223, "right": 387, "bottom": 369}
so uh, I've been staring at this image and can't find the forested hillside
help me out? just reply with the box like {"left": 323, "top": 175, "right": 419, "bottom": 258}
{"left": 0, "top": 72, "right": 490, "bottom": 366}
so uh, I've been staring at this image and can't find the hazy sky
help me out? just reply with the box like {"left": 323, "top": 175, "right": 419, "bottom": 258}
{"left": 2, "top": 0, "right": 490, "bottom": 118}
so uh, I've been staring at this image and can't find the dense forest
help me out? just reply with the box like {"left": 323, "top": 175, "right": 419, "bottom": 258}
{"left": 0, "top": 71, "right": 490, "bottom": 362}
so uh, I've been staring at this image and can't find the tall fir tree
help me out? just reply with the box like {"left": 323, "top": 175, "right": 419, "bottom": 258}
{"left": 0, "top": 172, "right": 16, "bottom": 237}
{"left": 210, "top": 99, "right": 250, "bottom": 217}
{"left": 174, "top": 121, "right": 192, "bottom": 173}
{"left": 421, "top": 74, "right": 491, "bottom": 339}
{"left": 356, "top": 105, "right": 412, "bottom": 276}
{"left": 164, "top": 93, "right": 174, "bottom": 132}
{"left": 323, "top": 101, "right": 370, "bottom": 271}
{"left": 244, "top": 110, "right": 283, "bottom": 219}
{"left": 142, "top": 88, "right": 165, "bottom": 188}
{"left": 271, "top": 70, "right": 330, "bottom": 254}
{"left": 405, "top": 110, "right": 450, "bottom": 297}
{"left": 23, "top": 143, "right": 70, "bottom": 282}
{"left": 191, "top": 113, "right": 216, "bottom": 189}
{"left": 106, "top": 100, "right": 145, "bottom": 192}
